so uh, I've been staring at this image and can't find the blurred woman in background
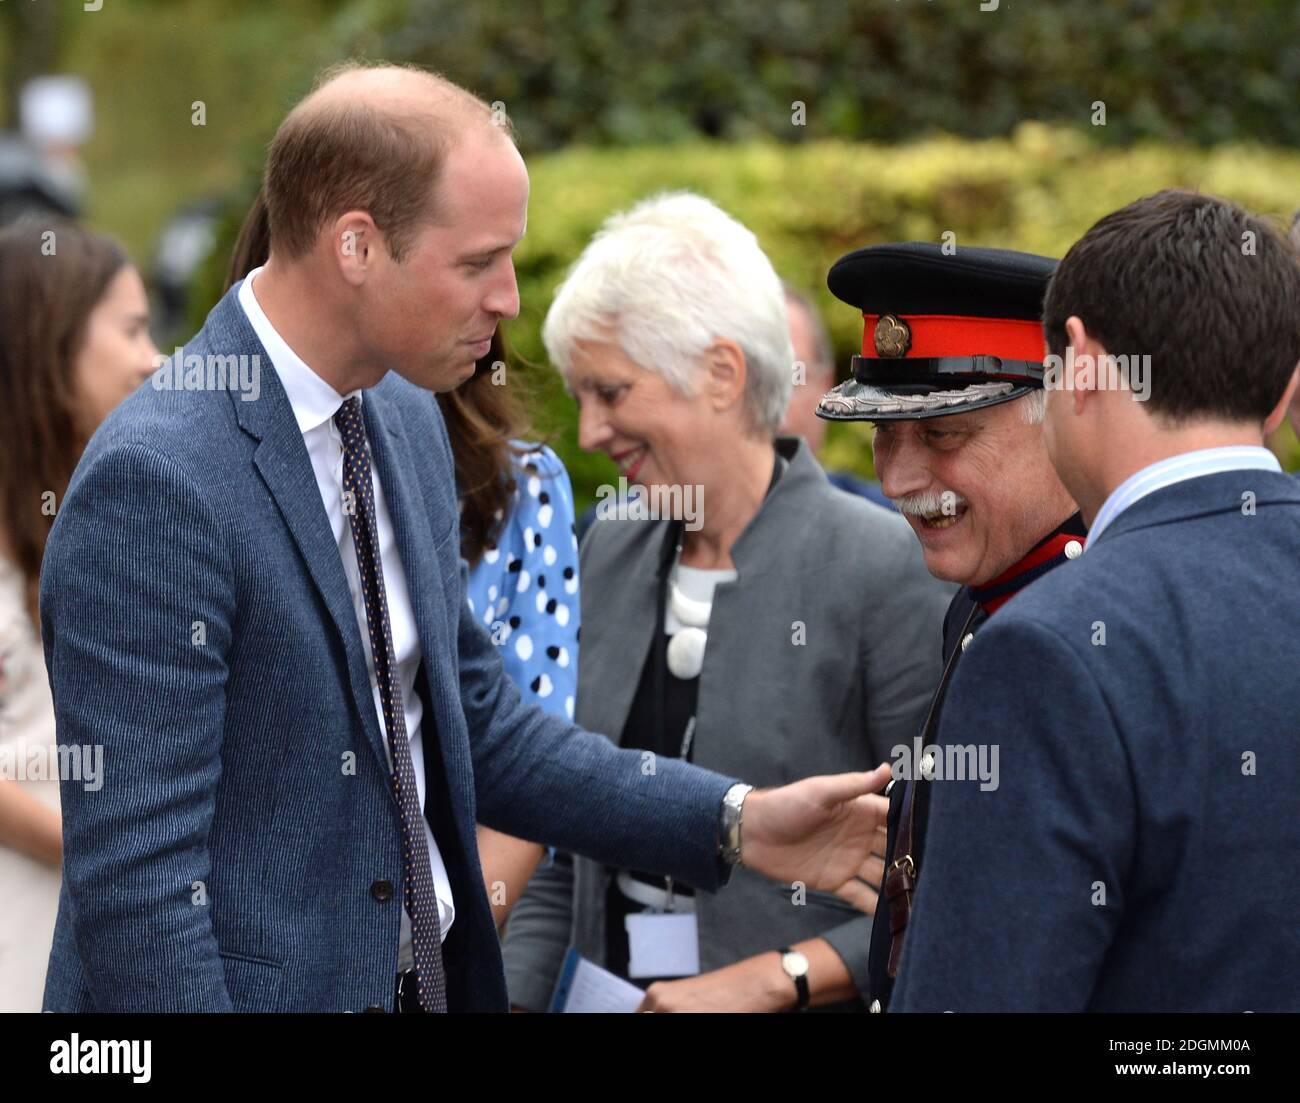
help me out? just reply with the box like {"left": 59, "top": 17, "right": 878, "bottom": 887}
{"left": 226, "top": 192, "right": 579, "bottom": 928}
{"left": 0, "top": 218, "right": 158, "bottom": 1010}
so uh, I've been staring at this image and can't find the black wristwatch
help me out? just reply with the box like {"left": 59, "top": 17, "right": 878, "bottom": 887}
{"left": 778, "top": 947, "right": 810, "bottom": 1010}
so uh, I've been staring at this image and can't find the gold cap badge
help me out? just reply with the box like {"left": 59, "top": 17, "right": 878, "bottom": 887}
{"left": 873, "top": 314, "right": 912, "bottom": 358}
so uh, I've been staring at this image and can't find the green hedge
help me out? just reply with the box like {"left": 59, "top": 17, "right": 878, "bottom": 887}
{"left": 508, "top": 125, "right": 1300, "bottom": 502}
{"left": 190, "top": 126, "right": 1300, "bottom": 505}
{"left": 373, "top": 0, "right": 1300, "bottom": 150}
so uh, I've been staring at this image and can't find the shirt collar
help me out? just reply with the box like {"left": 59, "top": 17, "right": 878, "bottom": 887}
{"left": 1087, "top": 445, "right": 1282, "bottom": 547}
{"left": 238, "top": 266, "right": 360, "bottom": 434}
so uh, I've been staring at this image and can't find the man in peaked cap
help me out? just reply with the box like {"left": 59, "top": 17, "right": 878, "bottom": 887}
{"left": 815, "top": 242, "right": 1085, "bottom": 1013}
{"left": 890, "top": 190, "right": 1300, "bottom": 1012}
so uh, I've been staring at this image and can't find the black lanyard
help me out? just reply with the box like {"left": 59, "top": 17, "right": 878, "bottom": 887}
{"left": 651, "top": 519, "right": 688, "bottom": 762}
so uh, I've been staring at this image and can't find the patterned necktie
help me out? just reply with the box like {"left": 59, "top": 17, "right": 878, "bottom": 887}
{"left": 334, "top": 396, "right": 448, "bottom": 1013}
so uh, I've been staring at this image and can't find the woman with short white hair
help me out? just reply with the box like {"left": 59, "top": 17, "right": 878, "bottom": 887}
{"left": 501, "top": 192, "right": 951, "bottom": 1012}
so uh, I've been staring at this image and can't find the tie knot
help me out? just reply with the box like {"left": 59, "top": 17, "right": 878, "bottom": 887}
{"left": 334, "top": 396, "right": 363, "bottom": 439}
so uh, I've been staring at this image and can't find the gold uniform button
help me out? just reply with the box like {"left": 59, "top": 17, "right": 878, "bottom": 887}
{"left": 1065, "top": 539, "right": 1083, "bottom": 559}
{"left": 869, "top": 999, "right": 882, "bottom": 1014}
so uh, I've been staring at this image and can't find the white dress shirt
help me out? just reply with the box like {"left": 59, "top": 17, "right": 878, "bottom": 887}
{"left": 1087, "top": 445, "right": 1283, "bottom": 547}
{"left": 239, "top": 268, "right": 455, "bottom": 965}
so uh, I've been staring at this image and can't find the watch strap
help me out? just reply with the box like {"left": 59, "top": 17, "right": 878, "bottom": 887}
{"left": 778, "top": 947, "right": 810, "bottom": 1010}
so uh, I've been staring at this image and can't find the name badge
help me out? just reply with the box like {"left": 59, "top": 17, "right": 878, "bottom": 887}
{"left": 624, "top": 912, "right": 700, "bottom": 979}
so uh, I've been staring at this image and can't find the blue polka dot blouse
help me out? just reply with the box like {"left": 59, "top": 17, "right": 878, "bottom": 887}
{"left": 465, "top": 443, "right": 580, "bottom": 723}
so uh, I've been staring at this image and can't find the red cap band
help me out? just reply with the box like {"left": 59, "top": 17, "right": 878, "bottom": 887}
{"left": 863, "top": 314, "right": 1047, "bottom": 361}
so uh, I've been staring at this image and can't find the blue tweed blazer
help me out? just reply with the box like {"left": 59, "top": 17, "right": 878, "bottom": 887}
{"left": 891, "top": 469, "right": 1300, "bottom": 1011}
{"left": 39, "top": 283, "right": 735, "bottom": 1013}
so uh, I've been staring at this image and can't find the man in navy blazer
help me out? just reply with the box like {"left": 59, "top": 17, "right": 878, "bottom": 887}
{"left": 38, "top": 63, "right": 892, "bottom": 1013}
{"left": 891, "top": 189, "right": 1300, "bottom": 1011}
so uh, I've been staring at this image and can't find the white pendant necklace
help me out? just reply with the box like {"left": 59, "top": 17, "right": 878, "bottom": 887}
{"left": 666, "top": 549, "right": 714, "bottom": 679}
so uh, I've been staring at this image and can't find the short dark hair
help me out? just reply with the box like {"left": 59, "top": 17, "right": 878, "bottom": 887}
{"left": 1043, "top": 189, "right": 1300, "bottom": 423}
{"left": 265, "top": 60, "right": 511, "bottom": 263}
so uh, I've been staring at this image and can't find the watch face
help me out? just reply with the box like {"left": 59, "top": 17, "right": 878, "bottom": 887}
{"left": 783, "top": 951, "right": 810, "bottom": 979}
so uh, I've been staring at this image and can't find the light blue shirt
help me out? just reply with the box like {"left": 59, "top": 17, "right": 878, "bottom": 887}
{"left": 1087, "top": 445, "right": 1282, "bottom": 547}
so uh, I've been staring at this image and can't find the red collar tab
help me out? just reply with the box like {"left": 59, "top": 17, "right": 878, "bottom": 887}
{"left": 969, "top": 530, "right": 1087, "bottom": 615}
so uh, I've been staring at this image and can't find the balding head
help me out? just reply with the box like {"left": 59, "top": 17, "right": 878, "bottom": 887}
{"left": 304, "top": 63, "right": 498, "bottom": 134}
{"left": 265, "top": 61, "right": 511, "bottom": 262}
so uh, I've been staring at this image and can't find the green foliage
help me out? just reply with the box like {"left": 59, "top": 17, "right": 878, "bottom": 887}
{"left": 48, "top": 2, "right": 1298, "bottom": 500}
{"left": 51, "top": 0, "right": 347, "bottom": 263}
{"left": 365, "top": 0, "right": 1300, "bottom": 150}
{"left": 185, "top": 125, "right": 1300, "bottom": 502}
{"left": 502, "top": 126, "right": 1300, "bottom": 501}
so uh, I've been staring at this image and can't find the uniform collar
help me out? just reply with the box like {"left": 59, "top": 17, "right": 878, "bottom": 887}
{"left": 966, "top": 511, "right": 1087, "bottom": 615}
{"left": 238, "top": 266, "right": 360, "bottom": 434}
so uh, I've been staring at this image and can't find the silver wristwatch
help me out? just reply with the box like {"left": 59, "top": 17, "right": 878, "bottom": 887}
{"left": 718, "top": 783, "right": 754, "bottom": 865}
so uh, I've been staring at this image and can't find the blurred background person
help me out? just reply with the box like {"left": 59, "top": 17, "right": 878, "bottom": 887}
{"left": 501, "top": 192, "right": 951, "bottom": 1012}
{"left": 781, "top": 282, "right": 891, "bottom": 509}
{"left": 0, "top": 217, "right": 156, "bottom": 1011}
{"left": 224, "top": 193, "right": 579, "bottom": 930}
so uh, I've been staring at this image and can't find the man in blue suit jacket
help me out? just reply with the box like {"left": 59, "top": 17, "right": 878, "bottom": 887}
{"left": 891, "top": 189, "right": 1300, "bottom": 1012}
{"left": 39, "top": 64, "right": 891, "bottom": 1014}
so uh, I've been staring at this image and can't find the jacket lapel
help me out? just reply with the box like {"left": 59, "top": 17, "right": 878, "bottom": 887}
{"left": 220, "top": 290, "right": 392, "bottom": 776}
{"left": 361, "top": 385, "right": 471, "bottom": 798}
{"left": 578, "top": 520, "right": 675, "bottom": 742}
{"left": 361, "top": 386, "right": 445, "bottom": 662}
{"left": 579, "top": 438, "right": 819, "bottom": 742}
{"left": 727, "top": 436, "right": 817, "bottom": 576}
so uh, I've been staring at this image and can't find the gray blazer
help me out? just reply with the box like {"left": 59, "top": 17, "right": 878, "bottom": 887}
{"left": 501, "top": 437, "right": 954, "bottom": 1009}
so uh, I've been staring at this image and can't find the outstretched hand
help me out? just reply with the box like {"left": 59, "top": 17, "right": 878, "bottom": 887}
{"left": 739, "top": 763, "right": 891, "bottom": 908}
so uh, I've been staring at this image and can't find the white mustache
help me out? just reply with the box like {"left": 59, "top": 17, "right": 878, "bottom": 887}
{"left": 893, "top": 490, "right": 968, "bottom": 518}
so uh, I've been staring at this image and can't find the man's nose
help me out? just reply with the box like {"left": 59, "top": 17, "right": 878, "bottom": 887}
{"left": 484, "top": 261, "right": 520, "bottom": 320}
{"left": 874, "top": 434, "right": 930, "bottom": 502}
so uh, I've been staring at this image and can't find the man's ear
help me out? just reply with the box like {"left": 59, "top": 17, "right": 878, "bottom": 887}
{"left": 1063, "top": 315, "right": 1105, "bottom": 416}
{"left": 1263, "top": 362, "right": 1300, "bottom": 436}
{"left": 331, "top": 210, "right": 380, "bottom": 286}
{"left": 702, "top": 338, "right": 748, "bottom": 414}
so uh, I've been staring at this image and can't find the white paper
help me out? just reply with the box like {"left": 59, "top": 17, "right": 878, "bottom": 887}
{"left": 554, "top": 953, "right": 646, "bottom": 1013}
